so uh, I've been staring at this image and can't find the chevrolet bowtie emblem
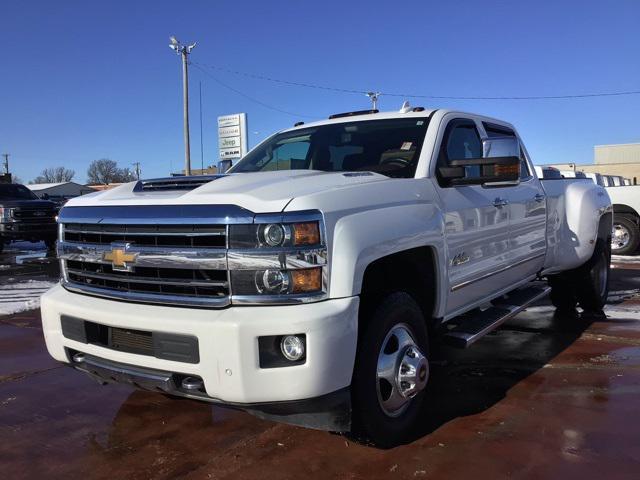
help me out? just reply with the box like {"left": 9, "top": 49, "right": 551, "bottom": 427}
{"left": 103, "top": 243, "right": 138, "bottom": 271}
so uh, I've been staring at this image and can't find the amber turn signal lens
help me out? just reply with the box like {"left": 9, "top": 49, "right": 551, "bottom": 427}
{"left": 291, "top": 268, "right": 322, "bottom": 293}
{"left": 293, "top": 222, "right": 320, "bottom": 246}
{"left": 494, "top": 164, "right": 519, "bottom": 176}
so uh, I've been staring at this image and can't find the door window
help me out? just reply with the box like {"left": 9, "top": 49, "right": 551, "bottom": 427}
{"left": 437, "top": 119, "right": 483, "bottom": 185}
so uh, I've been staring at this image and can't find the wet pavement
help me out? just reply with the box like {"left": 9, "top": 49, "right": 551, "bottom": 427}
{"left": 1, "top": 244, "right": 640, "bottom": 479}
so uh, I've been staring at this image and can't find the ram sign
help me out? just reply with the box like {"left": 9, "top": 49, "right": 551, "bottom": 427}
{"left": 217, "top": 113, "right": 248, "bottom": 162}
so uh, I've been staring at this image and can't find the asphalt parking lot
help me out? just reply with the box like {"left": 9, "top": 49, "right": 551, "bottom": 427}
{"left": 1, "top": 242, "right": 639, "bottom": 479}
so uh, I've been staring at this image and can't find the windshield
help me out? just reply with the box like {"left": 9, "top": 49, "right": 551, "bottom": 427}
{"left": 230, "top": 117, "right": 430, "bottom": 178}
{"left": 0, "top": 184, "right": 39, "bottom": 200}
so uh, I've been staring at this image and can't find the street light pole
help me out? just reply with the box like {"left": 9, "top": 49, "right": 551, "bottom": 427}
{"left": 366, "top": 92, "right": 381, "bottom": 110}
{"left": 169, "top": 36, "right": 196, "bottom": 176}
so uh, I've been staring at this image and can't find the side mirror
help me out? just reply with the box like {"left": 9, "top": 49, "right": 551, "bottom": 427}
{"left": 439, "top": 136, "right": 521, "bottom": 187}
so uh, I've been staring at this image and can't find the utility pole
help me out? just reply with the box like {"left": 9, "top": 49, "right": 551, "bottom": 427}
{"left": 199, "top": 81, "right": 204, "bottom": 173}
{"left": 132, "top": 162, "right": 141, "bottom": 180}
{"left": 2, "top": 153, "right": 9, "bottom": 175}
{"left": 366, "top": 92, "right": 381, "bottom": 110}
{"left": 169, "top": 36, "right": 197, "bottom": 176}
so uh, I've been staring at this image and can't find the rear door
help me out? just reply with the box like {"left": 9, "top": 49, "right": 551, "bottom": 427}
{"left": 433, "top": 116, "right": 511, "bottom": 315}
{"left": 481, "top": 122, "right": 547, "bottom": 277}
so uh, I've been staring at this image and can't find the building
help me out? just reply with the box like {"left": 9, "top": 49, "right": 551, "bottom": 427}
{"left": 27, "top": 182, "right": 94, "bottom": 201}
{"left": 88, "top": 183, "right": 124, "bottom": 191}
{"left": 542, "top": 143, "right": 640, "bottom": 185}
{"left": 579, "top": 143, "right": 640, "bottom": 184}
{"left": 175, "top": 166, "right": 219, "bottom": 176}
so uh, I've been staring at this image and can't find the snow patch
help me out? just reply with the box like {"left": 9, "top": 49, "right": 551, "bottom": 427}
{"left": 0, "top": 280, "right": 57, "bottom": 316}
{"left": 612, "top": 255, "right": 640, "bottom": 264}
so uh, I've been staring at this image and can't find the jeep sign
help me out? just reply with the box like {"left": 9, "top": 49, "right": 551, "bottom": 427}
{"left": 217, "top": 113, "right": 248, "bottom": 161}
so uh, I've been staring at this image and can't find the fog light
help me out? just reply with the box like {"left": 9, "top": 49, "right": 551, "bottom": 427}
{"left": 280, "top": 335, "right": 305, "bottom": 361}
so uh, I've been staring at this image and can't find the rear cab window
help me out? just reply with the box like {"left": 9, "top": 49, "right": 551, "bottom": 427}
{"left": 482, "top": 122, "right": 532, "bottom": 181}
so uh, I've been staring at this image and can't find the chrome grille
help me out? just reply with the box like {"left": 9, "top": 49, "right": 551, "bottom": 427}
{"left": 59, "top": 218, "right": 231, "bottom": 307}
{"left": 65, "top": 259, "right": 228, "bottom": 298}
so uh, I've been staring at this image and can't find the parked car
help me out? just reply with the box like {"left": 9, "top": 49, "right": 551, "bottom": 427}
{"left": 559, "top": 170, "right": 587, "bottom": 179}
{"left": 584, "top": 172, "right": 606, "bottom": 186}
{"left": 0, "top": 183, "right": 58, "bottom": 253}
{"left": 533, "top": 165, "right": 563, "bottom": 179}
{"left": 41, "top": 108, "right": 612, "bottom": 446}
{"left": 605, "top": 184, "right": 640, "bottom": 255}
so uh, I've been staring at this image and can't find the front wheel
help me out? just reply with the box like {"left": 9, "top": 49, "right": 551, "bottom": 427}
{"left": 352, "top": 292, "right": 429, "bottom": 447}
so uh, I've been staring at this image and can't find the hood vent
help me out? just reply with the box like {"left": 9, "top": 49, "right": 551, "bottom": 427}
{"left": 134, "top": 175, "right": 226, "bottom": 192}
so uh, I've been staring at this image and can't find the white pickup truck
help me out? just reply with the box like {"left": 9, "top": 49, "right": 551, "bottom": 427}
{"left": 605, "top": 185, "right": 640, "bottom": 255}
{"left": 41, "top": 108, "right": 612, "bottom": 446}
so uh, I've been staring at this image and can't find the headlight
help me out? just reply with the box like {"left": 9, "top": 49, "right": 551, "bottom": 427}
{"left": 261, "top": 223, "right": 288, "bottom": 247}
{"left": 231, "top": 267, "right": 323, "bottom": 296}
{"left": 228, "top": 211, "right": 327, "bottom": 303}
{"left": 230, "top": 221, "right": 321, "bottom": 248}
{"left": 0, "top": 207, "right": 12, "bottom": 223}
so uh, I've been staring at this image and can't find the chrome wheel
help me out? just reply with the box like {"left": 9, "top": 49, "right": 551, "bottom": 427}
{"left": 612, "top": 223, "right": 631, "bottom": 252}
{"left": 376, "top": 324, "right": 429, "bottom": 418}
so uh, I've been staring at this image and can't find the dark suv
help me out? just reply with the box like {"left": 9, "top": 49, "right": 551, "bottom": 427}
{"left": 0, "top": 183, "right": 58, "bottom": 253}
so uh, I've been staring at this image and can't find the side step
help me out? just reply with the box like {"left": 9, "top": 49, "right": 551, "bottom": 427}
{"left": 443, "top": 284, "right": 551, "bottom": 349}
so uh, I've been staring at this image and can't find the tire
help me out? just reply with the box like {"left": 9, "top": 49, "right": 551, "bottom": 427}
{"left": 574, "top": 240, "right": 610, "bottom": 313}
{"left": 611, "top": 215, "right": 639, "bottom": 256}
{"left": 548, "top": 240, "right": 610, "bottom": 315}
{"left": 352, "top": 292, "right": 429, "bottom": 448}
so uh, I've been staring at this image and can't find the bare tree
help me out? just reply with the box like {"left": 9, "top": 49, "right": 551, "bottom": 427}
{"left": 86, "top": 159, "right": 119, "bottom": 185}
{"left": 30, "top": 166, "right": 75, "bottom": 184}
{"left": 86, "top": 159, "right": 136, "bottom": 185}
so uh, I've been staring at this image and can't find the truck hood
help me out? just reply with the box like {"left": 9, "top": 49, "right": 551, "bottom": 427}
{"left": 66, "top": 170, "right": 390, "bottom": 213}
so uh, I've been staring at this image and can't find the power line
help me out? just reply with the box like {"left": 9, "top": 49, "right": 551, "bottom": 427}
{"left": 191, "top": 63, "right": 315, "bottom": 118}
{"left": 193, "top": 61, "right": 640, "bottom": 101}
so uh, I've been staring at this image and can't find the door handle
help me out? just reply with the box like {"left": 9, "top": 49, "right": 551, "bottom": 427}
{"left": 493, "top": 198, "right": 509, "bottom": 208}
{"left": 534, "top": 193, "right": 545, "bottom": 203}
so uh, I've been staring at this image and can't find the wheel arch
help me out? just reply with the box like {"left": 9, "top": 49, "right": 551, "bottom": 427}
{"left": 358, "top": 246, "right": 439, "bottom": 332}
{"left": 612, "top": 204, "right": 639, "bottom": 222}
{"left": 598, "top": 211, "right": 613, "bottom": 244}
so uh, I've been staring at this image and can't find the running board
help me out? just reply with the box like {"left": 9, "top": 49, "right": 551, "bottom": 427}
{"left": 443, "top": 284, "right": 551, "bottom": 349}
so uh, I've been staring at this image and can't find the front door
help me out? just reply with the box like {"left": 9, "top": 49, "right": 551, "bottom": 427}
{"left": 434, "top": 117, "right": 512, "bottom": 316}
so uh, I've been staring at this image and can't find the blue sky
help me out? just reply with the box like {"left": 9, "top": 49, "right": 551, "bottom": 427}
{"left": 1, "top": 0, "right": 639, "bottom": 183}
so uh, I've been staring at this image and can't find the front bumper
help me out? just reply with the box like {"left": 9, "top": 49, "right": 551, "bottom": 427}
{"left": 41, "top": 285, "right": 359, "bottom": 406}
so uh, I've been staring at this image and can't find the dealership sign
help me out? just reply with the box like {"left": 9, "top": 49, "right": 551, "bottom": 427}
{"left": 217, "top": 113, "right": 247, "bottom": 161}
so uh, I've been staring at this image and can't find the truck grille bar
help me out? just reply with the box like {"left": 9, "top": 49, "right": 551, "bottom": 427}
{"left": 63, "top": 223, "right": 226, "bottom": 248}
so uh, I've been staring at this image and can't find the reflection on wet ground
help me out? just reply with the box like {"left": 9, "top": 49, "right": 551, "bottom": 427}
{"left": 0, "top": 259, "right": 639, "bottom": 479}
{"left": 0, "top": 241, "right": 59, "bottom": 282}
